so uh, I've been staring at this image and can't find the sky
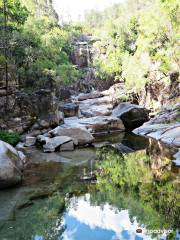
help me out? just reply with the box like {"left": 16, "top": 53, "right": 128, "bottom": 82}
{"left": 53, "top": 0, "right": 124, "bottom": 22}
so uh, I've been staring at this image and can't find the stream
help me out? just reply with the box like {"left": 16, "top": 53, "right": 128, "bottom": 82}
{"left": 0, "top": 132, "right": 179, "bottom": 240}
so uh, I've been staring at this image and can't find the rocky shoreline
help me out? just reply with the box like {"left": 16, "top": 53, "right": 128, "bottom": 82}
{"left": 0, "top": 84, "right": 180, "bottom": 189}
{"left": 134, "top": 103, "right": 180, "bottom": 166}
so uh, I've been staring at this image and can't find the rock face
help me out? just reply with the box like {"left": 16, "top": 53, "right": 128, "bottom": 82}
{"left": 48, "top": 110, "right": 64, "bottom": 127}
{"left": 0, "top": 140, "right": 24, "bottom": 189}
{"left": 71, "top": 39, "right": 92, "bottom": 68}
{"left": 49, "top": 127, "right": 94, "bottom": 146}
{"left": 60, "top": 103, "right": 79, "bottom": 118}
{"left": 43, "top": 136, "right": 73, "bottom": 153}
{"left": 0, "top": 89, "right": 61, "bottom": 134}
{"left": 112, "top": 103, "right": 149, "bottom": 130}
{"left": 145, "top": 103, "right": 180, "bottom": 125}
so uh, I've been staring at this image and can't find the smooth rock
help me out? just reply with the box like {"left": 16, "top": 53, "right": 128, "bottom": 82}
{"left": 18, "top": 151, "right": 26, "bottom": 163}
{"left": 25, "top": 136, "right": 36, "bottom": 147}
{"left": 60, "top": 141, "right": 74, "bottom": 151}
{"left": 159, "top": 126, "right": 180, "bottom": 147}
{"left": 62, "top": 116, "right": 125, "bottom": 134}
{"left": 43, "top": 136, "right": 72, "bottom": 153}
{"left": 0, "top": 140, "right": 24, "bottom": 188}
{"left": 78, "top": 91, "right": 104, "bottom": 101}
{"left": 134, "top": 123, "right": 180, "bottom": 147}
{"left": 173, "top": 149, "right": 180, "bottom": 166}
{"left": 80, "top": 104, "right": 113, "bottom": 117}
{"left": 49, "top": 127, "right": 94, "bottom": 146}
{"left": 16, "top": 142, "right": 25, "bottom": 150}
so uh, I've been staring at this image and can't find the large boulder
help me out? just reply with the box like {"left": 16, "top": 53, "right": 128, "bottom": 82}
{"left": 49, "top": 127, "right": 94, "bottom": 146}
{"left": 43, "top": 136, "right": 73, "bottom": 153}
{"left": 62, "top": 116, "right": 125, "bottom": 134}
{"left": 0, "top": 140, "right": 24, "bottom": 189}
{"left": 112, "top": 103, "right": 149, "bottom": 130}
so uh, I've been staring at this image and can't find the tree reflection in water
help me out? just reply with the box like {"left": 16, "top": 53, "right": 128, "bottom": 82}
{"left": 94, "top": 146, "right": 180, "bottom": 239}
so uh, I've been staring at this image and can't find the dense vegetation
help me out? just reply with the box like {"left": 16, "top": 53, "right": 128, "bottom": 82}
{"left": 0, "top": 0, "right": 179, "bottom": 93}
{"left": 0, "top": 0, "right": 82, "bottom": 90}
{"left": 84, "top": 0, "right": 180, "bottom": 91}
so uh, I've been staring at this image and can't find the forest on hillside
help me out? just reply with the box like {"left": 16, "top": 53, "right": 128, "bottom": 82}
{"left": 0, "top": 0, "right": 179, "bottom": 93}
{"left": 0, "top": 0, "right": 82, "bottom": 91}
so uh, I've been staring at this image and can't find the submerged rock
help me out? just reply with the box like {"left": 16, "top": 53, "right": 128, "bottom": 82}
{"left": 0, "top": 140, "right": 24, "bottom": 188}
{"left": 112, "top": 103, "right": 149, "bottom": 130}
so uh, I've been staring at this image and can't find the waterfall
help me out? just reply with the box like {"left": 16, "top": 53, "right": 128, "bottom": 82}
{"left": 86, "top": 43, "right": 91, "bottom": 67}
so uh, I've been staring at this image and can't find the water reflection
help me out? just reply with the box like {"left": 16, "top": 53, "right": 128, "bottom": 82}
{"left": 62, "top": 194, "right": 152, "bottom": 240}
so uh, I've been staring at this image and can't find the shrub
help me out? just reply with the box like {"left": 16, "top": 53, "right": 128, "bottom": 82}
{"left": 0, "top": 131, "right": 20, "bottom": 146}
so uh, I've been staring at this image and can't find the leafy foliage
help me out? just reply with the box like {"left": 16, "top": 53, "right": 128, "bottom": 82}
{"left": 0, "top": 131, "right": 20, "bottom": 145}
{"left": 0, "top": 0, "right": 82, "bottom": 90}
{"left": 84, "top": 0, "right": 180, "bottom": 91}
